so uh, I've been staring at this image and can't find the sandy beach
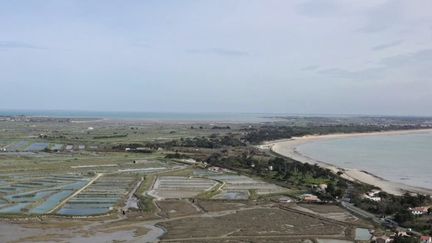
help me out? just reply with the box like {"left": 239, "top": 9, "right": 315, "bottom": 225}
{"left": 265, "top": 129, "right": 432, "bottom": 196}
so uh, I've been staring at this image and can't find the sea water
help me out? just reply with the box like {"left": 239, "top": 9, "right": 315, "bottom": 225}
{"left": 297, "top": 131, "right": 432, "bottom": 189}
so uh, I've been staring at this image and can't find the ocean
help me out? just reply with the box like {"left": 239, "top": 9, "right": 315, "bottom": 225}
{"left": 297, "top": 131, "right": 432, "bottom": 189}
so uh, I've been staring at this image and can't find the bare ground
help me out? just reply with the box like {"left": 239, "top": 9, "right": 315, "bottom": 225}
{"left": 156, "top": 199, "right": 201, "bottom": 218}
{"left": 158, "top": 207, "right": 349, "bottom": 241}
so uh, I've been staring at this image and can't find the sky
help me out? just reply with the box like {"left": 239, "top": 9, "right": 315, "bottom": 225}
{"left": 1, "top": 0, "right": 432, "bottom": 115}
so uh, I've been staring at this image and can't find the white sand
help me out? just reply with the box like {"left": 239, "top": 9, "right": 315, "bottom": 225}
{"left": 266, "top": 129, "right": 432, "bottom": 196}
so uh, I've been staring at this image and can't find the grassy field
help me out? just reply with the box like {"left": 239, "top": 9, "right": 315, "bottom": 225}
{"left": 0, "top": 119, "right": 240, "bottom": 146}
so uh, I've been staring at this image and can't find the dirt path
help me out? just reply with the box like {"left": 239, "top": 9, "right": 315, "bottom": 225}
{"left": 187, "top": 199, "right": 203, "bottom": 213}
{"left": 123, "top": 177, "right": 144, "bottom": 212}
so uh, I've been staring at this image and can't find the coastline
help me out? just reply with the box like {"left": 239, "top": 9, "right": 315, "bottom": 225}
{"left": 265, "top": 128, "right": 432, "bottom": 196}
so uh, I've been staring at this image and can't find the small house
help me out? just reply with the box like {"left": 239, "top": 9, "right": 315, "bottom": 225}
{"left": 363, "top": 194, "right": 381, "bottom": 202}
{"left": 420, "top": 236, "right": 432, "bottom": 243}
{"left": 319, "top": 184, "right": 328, "bottom": 191}
{"left": 409, "top": 207, "right": 429, "bottom": 215}
{"left": 363, "top": 189, "right": 382, "bottom": 202}
{"left": 301, "top": 194, "right": 320, "bottom": 203}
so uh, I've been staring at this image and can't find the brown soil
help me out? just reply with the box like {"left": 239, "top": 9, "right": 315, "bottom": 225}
{"left": 158, "top": 208, "right": 348, "bottom": 240}
{"left": 298, "top": 204, "right": 347, "bottom": 213}
{"left": 157, "top": 199, "right": 201, "bottom": 218}
{"left": 196, "top": 200, "right": 248, "bottom": 212}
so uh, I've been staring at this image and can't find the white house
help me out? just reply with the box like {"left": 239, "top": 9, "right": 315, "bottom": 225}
{"left": 363, "top": 189, "right": 382, "bottom": 202}
{"left": 409, "top": 207, "right": 429, "bottom": 215}
{"left": 301, "top": 194, "right": 321, "bottom": 203}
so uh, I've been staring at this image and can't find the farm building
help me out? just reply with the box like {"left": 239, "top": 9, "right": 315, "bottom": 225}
{"left": 301, "top": 194, "right": 320, "bottom": 203}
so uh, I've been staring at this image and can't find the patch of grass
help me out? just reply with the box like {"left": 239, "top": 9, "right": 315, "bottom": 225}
{"left": 135, "top": 174, "right": 159, "bottom": 213}
{"left": 248, "top": 189, "right": 258, "bottom": 200}
{"left": 197, "top": 182, "right": 223, "bottom": 199}
{"left": 156, "top": 167, "right": 195, "bottom": 177}
{"left": 276, "top": 189, "right": 307, "bottom": 200}
{"left": 289, "top": 172, "right": 332, "bottom": 186}
{"left": 137, "top": 174, "right": 156, "bottom": 195}
{"left": 137, "top": 194, "right": 156, "bottom": 213}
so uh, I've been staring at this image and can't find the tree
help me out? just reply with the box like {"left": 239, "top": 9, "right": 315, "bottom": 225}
{"left": 393, "top": 235, "right": 418, "bottom": 243}
{"left": 394, "top": 208, "right": 414, "bottom": 224}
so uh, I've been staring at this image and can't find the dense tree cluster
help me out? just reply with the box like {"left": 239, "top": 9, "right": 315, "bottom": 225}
{"left": 242, "top": 125, "right": 422, "bottom": 144}
{"left": 112, "top": 143, "right": 146, "bottom": 150}
{"left": 206, "top": 154, "right": 349, "bottom": 200}
{"left": 211, "top": 126, "right": 231, "bottom": 130}
{"left": 93, "top": 134, "right": 128, "bottom": 139}
{"left": 354, "top": 192, "right": 428, "bottom": 217}
{"left": 147, "top": 135, "right": 245, "bottom": 149}
{"left": 352, "top": 192, "right": 430, "bottom": 224}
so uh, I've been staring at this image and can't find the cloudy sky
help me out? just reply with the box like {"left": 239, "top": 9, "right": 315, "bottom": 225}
{"left": 1, "top": 0, "right": 432, "bottom": 115}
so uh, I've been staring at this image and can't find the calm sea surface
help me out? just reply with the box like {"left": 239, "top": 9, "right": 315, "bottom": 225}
{"left": 297, "top": 131, "right": 432, "bottom": 189}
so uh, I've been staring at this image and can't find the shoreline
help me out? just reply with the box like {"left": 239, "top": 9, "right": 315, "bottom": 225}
{"left": 265, "top": 128, "right": 432, "bottom": 196}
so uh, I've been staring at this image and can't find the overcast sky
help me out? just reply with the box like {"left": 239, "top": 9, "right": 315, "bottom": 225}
{"left": 1, "top": 0, "right": 432, "bottom": 115}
